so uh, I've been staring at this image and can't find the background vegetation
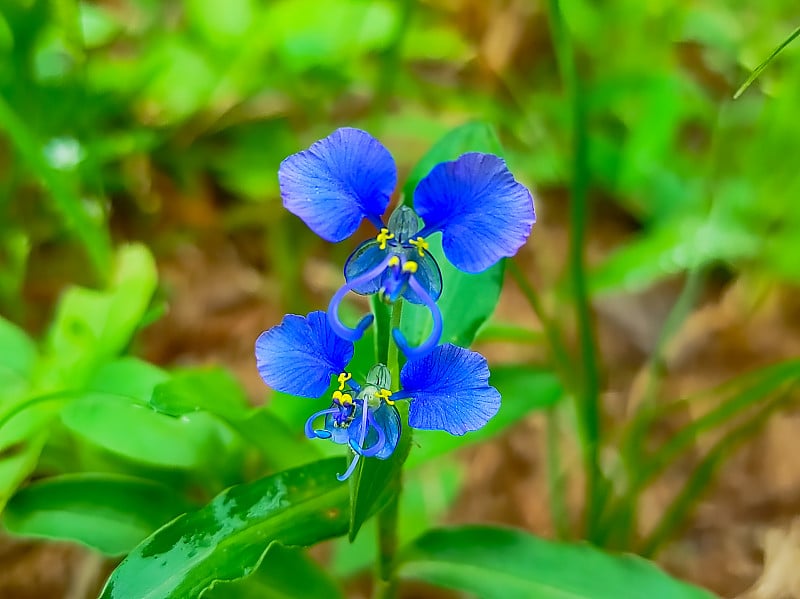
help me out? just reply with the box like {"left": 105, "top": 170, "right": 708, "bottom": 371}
{"left": 1, "top": 0, "right": 800, "bottom": 597}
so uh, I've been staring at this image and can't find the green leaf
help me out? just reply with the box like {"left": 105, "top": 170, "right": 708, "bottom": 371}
{"left": 399, "top": 122, "right": 508, "bottom": 349}
{"left": 204, "top": 544, "right": 344, "bottom": 599}
{"left": 151, "top": 367, "right": 251, "bottom": 420}
{"left": 734, "top": 25, "right": 800, "bottom": 99}
{"left": 400, "top": 236, "right": 505, "bottom": 349}
{"left": 398, "top": 526, "right": 715, "bottom": 599}
{"left": 61, "top": 394, "right": 240, "bottom": 471}
{"left": 87, "top": 358, "right": 169, "bottom": 403}
{"left": 5, "top": 474, "right": 190, "bottom": 556}
{"left": 407, "top": 367, "right": 562, "bottom": 468}
{"left": 151, "top": 369, "right": 321, "bottom": 471}
{"left": 401, "top": 121, "right": 503, "bottom": 200}
{"left": 100, "top": 458, "right": 350, "bottom": 599}
{"left": 348, "top": 401, "right": 411, "bottom": 541}
{"left": 37, "top": 244, "right": 158, "bottom": 389}
{"left": 0, "top": 316, "right": 37, "bottom": 395}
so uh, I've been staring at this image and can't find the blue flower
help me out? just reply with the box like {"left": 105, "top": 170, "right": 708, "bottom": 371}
{"left": 255, "top": 311, "right": 501, "bottom": 480}
{"left": 279, "top": 127, "right": 535, "bottom": 359}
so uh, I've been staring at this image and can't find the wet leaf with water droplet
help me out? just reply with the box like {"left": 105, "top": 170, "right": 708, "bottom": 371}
{"left": 100, "top": 458, "right": 349, "bottom": 599}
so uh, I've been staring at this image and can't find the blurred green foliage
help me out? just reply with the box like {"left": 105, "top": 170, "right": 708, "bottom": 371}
{"left": 1, "top": 0, "right": 800, "bottom": 597}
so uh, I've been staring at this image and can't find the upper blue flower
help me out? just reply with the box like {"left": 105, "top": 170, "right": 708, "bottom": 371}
{"left": 255, "top": 311, "right": 501, "bottom": 479}
{"left": 279, "top": 127, "right": 535, "bottom": 359}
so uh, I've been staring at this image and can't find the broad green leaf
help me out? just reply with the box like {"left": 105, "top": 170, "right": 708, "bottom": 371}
{"left": 401, "top": 121, "right": 503, "bottom": 200}
{"left": 0, "top": 316, "right": 36, "bottom": 395}
{"left": 204, "top": 544, "right": 344, "bottom": 599}
{"left": 151, "top": 369, "right": 321, "bottom": 471}
{"left": 151, "top": 367, "right": 251, "bottom": 420}
{"left": 0, "top": 424, "right": 50, "bottom": 511}
{"left": 37, "top": 244, "right": 158, "bottom": 389}
{"left": 61, "top": 394, "right": 240, "bottom": 471}
{"left": 400, "top": 236, "right": 505, "bottom": 349}
{"left": 235, "top": 409, "right": 323, "bottom": 471}
{"left": 100, "top": 458, "right": 350, "bottom": 599}
{"left": 399, "top": 122, "right": 508, "bottom": 349}
{"left": 5, "top": 474, "right": 190, "bottom": 556}
{"left": 407, "top": 367, "right": 562, "bottom": 468}
{"left": 87, "top": 358, "right": 169, "bottom": 403}
{"left": 398, "top": 526, "right": 715, "bottom": 599}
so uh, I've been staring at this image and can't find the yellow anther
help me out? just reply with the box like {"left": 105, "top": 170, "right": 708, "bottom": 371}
{"left": 333, "top": 390, "right": 353, "bottom": 405}
{"left": 409, "top": 236, "right": 429, "bottom": 257}
{"left": 376, "top": 388, "right": 394, "bottom": 405}
{"left": 388, "top": 256, "right": 400, "bottom": 268}
{"left": 402, "top": 260, "right": 418, "bottom": 274}
{"left": 337, "top": 372, "right": 351, "bottom": 391}
{"left": 376, "top": 228, "right": 395, "bottom": 250}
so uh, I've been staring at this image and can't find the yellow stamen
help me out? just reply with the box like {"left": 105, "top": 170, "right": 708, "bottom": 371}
{"left": 333, "top": 390, "right": 353, "bottom": 405}
{"left": 409, "top": 236, "right": 429, "bottom": 256}
{"left": 402, "top": 261, "right": 418, "bottom": 274}
{"left": 388, "top": 256, "right": 400, "bottom": 268}
{"left": 376, "top": 228, "right": 394, "bottom": 250}
{"left": 337, "top": 372, "right": 351, "bottom": 391}
{"left": 376, "top": 388, "right": 394, "bottom": 405}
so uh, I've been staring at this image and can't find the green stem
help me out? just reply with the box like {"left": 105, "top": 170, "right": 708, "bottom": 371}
{"left": 369, "top": 0, "right": 415, "bottom": 131}
{"left": 375, "top": 299, "right": 404, "bottom": 598}
{"left": 387, "top": 300, "right": 404, "bottom": 389}
{"left": 377, "top": 493, "right": 400, "bottom": 583}
{"left": 547, "top": 0, "right": 603, "bottom": 539}
{"left": 640, "top": 388, "right": 795, "bottom": 556}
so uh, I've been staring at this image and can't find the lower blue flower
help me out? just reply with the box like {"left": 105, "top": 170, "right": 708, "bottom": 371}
{"left": 255, "top": 311, "right": 500, "bottom": 480}
{"left": 305, "top": 365, "right": 401, "bottom": 480}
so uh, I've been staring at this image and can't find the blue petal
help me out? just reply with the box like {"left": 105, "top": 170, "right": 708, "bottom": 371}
{"left": 344, "top": 239, "right": 386, "bottom": 296}
{"left": 343, "top": 241, "right": 442, "bottom": 304}
{"left": 399, "top": 344, "right": 500, "bottom": 435}
{"left": 402, "top": 250, "right": 442, "bottom": 304}
{"left": 414, "top": 153, "right": 535, "bottom": 273}
{"left": 255, "top": 311, "right": 354, "bottom": 397}
{"left": 372, "top": 403, "right": 401, "bottom": 459}
{"left": 279, "top": 128, "right": 397, "bottom": 242}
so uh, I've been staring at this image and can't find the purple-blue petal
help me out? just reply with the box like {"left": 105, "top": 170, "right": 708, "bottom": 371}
{"left": 400, "top": 344, "right": 500, "bottom": 435}
{"left": 279, "top": 128, "right": 397, "bottom": 242}
{"left": 401, "top": 250, "right": 442, "bottom": 304}
{"left": 343, "top": 240, "right": 442, "bottom": 304}
{"left": 255, "top": 311, "right": 354, "bottom": 398}
{"left": 344, "top": 239, "right": 386, "bottom": 296}
{"left": 372, "top": 403, "right": 401, "bottom": 459}
{"left": 414, "top": 153, "right": 535, "bottom": 273}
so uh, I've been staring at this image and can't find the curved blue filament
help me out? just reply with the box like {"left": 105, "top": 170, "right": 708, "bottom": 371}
{"left": 352, "top": 408, "right": 387, "bottom": 457}
{"left": 304, "top": 407, "right": 338, "bottom": 439}
{"left": 328, "top": 255, "right": 393, "bottom": 341}
{"left": 391, "top": 275, "right": 443, "bottom": 360}
{"left": 337, "top": 399, "right": 371, "bottom": 481}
